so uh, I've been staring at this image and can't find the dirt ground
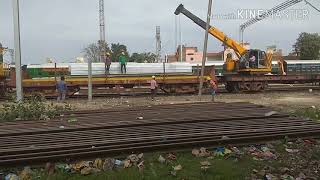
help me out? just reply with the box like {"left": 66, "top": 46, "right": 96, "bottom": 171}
{"left": 55, "top": 91, "right": 320, "bottom": 113}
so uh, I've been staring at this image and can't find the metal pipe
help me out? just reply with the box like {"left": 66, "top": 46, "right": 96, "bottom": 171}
{"left": 12, "top": 0, "right": 23, "bottom": 102}
{"left": 198, "top": 0, "right": 213, "bottom": 97}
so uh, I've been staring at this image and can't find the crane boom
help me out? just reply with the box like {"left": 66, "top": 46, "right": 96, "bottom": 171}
{"left": 175, "top": 4, "right": 247, "bottom": 58}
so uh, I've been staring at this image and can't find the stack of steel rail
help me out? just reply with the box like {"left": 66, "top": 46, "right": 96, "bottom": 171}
{"left": 0, "top": 102, "right": 320, "bottom": 167}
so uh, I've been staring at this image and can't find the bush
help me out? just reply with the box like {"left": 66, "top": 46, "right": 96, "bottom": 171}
{"left": 293, "top": 107, "right": 320, "bottom": 121}
{"left": 0, "top": 95, "right": 72, "bottom": 122}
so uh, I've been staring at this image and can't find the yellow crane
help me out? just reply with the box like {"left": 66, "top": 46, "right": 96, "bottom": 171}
{"left": 175, "top": 4, "right": 273, "bottom": 74}
{"left": 0, "top": 43, "right": 6, "bottom": 79}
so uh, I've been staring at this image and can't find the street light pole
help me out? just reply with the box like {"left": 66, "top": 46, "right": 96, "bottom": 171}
{"left": 198, "top": 0, "right": 213, "bottom": 98}
{"left": 12, "top": 0, "right": 23, "bottom": 102}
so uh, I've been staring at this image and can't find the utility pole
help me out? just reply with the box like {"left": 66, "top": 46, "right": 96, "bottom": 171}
{"left": 174, "top": 16, "right": 178, "bottom": 54}
{"left": 179, "top": 15, "right": 183, "bottom": 62}
{"left": 99, "top": 0, "right": 106, "bottom": 62}
{"left": 156, "top": 26, "right": 162, "bottom": 62}
{"left": 88, "top": 58, "right": 93, "bottom": 101}
{"left": 198, "top": 0, "right": 213, "bottom": 98}
{"left": 12, "top": 0, "right": 23, "bottom": 102}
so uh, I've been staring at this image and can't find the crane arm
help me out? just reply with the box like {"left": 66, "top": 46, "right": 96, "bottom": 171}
{"left": 175, "top": 4, "right": 247, "bottom": 58}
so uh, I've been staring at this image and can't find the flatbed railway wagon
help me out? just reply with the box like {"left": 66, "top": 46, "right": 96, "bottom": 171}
{"left": 5, "top": 65, "right": 215, "bottom": 97}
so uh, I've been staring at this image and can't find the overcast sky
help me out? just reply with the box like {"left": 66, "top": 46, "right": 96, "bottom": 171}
{"left": 1, "top": 0, "right": 319, "bottom": 64}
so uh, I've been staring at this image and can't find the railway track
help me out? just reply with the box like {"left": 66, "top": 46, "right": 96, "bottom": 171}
{"left": 0, "top": 102, "right": 320, "bottom": 167}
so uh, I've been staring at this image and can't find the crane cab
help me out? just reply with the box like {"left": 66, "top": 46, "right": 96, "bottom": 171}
{"left": 225, "top": 49, "right": 272, "bottom": 74}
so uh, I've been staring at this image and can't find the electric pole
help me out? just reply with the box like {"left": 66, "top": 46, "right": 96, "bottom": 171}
{"left": 99, "top": 0, "right": 106, "bottom": 62}
{"left": 198, "top": 0, "right": 213, "bottom": 98}
{"left": 156, "top": 26, "right": 161, "bottom": 62}
{"left": 12, "top": 0, "right": 23, "bottom": 101}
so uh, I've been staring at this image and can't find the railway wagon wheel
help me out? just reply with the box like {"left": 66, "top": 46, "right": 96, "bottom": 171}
{"left": 225, "top": 82, "right": 240, "bottom": 93}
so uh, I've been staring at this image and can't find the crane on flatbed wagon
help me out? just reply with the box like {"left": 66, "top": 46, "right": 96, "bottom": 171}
{"left": 174, "top": 4, "right": 274, "bottom": 75}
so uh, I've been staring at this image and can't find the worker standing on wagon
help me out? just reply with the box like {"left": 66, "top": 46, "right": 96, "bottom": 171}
{"left": 105, "top": 52, "right": 112, "bottom": 75}
{"left": 119, "top": 52, "right": 127, "bottom": 74}
{"left": 150, "top": 76, "right": 158, "bottom": 101}
{"left": 56, "top": 76, "right": 67, "bottom": 102}
{"left": 207, "top": 77, "right": 217, "bottom": 102}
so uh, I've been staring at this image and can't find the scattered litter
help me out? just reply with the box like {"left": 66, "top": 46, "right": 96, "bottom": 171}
{"left": 214, "top": 147, "right": 232, "bottom": 157}
{"left": 309, "top": 89, "right": 313, "bottom": 93}
{"left": 248, "top": 146, "right": 276, "bottom": 160}
{"left": 214, "top": 147, "right": 225, "bottom": 157}
{"left": 137, "top": 161, "right": 144, "bottom": 172}
{"left": 81, "top": 167, "right": 100, "bottom": 176}
{"left": 103, "top": 158, "right": 115, "bottom": 171}
{"left": 265, "top": 111, "right": 278, "bottom": 117}
{"left": 200, "top": 161, "right": 211, "bottom": 166}
{"left": 192, "top": 148, "right": 200, "bottom": 157}
{"left": 59, "top": 126, "right": 65, "bottom": 129}
{"left": 158, "top": 155, "right": 166, "bottom": 164}
{"left": 280, "top": 174, "right": 294, "bottom": 180}
{"left": 93, "top": 158, "right": 103, "bottom": 170}
{"left": 231, "top": 147, "right": 241, "bottom": 154}
{"left": 138, "top": 153, "right": 144, "bottom": 159}
{"left": 123, "top": 160, "right": 132, "bottom": 168}
{"left": 264, "top": 174, "right": 273, "bottom": 180}
{"left": 56, "top": 163, "right": 71, "bottom": 173}
{"left": 173, "top": 164, "right": 182, "bottom": 171}
{"left": 71, "top": 161, "right": 92, "bottom": 171}
{"left": 45, "top": 162, "right": 55, "bottom": 175}
{"left": 285, "top": 148, "right": 299, "bottom": 153}
{"left": 127, "top": 154, "right": 140, "bottom": 163}
{"left": 199, "top": 147, "right": 211, "bottom": 157}
{"left": 311, "top": 106, "right": 316, "bottom": 109}
{"left": 5, "top": 173, "right": 19, "bottom": 180}
{"left": 20, "top": 166, "right": 33, "bottom": 180}
{"left": 136, "top": 117, "right": 144, "bottom": 120}
{"left": 114, "top": 160, "right": 123, "bottom": 166}
{"left": 224, "top": 148, "right": 232, "bottom": 155}
{"left": 166, "top": 153, "right": 177, "bottom": 161}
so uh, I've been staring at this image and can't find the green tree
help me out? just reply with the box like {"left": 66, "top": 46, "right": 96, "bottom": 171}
{"left": 110, "top": 43, "right": 129, "bottom": 62}
{"left": 130, "top": 52, "right": 157, "bottom": 63}
{"left": 293, "top": 32, "right": 320, "bottom": 60}
{"left": 83, "top": 41, "right": 110, "bottom": 62}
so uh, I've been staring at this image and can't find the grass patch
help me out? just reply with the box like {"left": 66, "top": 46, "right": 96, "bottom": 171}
{"left": 0, "top": 95, "right": 71, "bottom": 122}
{"left": 292, "top": 107, "right": 320, "bottom": 122}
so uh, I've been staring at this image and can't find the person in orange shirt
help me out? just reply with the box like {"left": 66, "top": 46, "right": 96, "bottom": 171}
{"left": 207, "top": 77, "right": 217, "bottom": 102}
